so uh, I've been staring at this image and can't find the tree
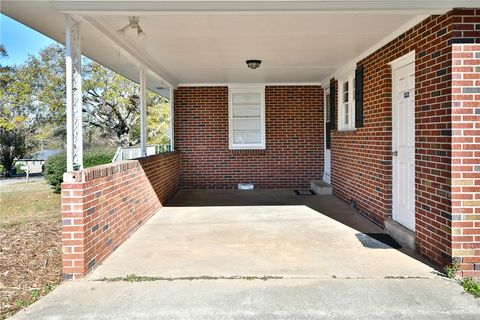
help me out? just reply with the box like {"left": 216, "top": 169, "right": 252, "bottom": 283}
{"left": 0, "top": 46, "right": 35, "bottom": 176}
{"left": 82, "top": 63, "right": 141, "bottom": 147}
{"left": 82, "top": 62, "right": 171, "bottom": 147}
{"left": 0, "top": 43, "right": 171, "bottom": 173}
{"left": 147, "top": 95, "right": 170, "bottom": 146}
{"left": 0, "top": 127, "right": 30, "bottom": 177}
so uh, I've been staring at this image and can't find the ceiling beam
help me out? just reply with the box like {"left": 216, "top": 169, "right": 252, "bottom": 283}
{"left": 81, "top": 16, "right": 178, "bottom": 88}
{"left": 52, "top": 1, "right": 479, "bottom": 15}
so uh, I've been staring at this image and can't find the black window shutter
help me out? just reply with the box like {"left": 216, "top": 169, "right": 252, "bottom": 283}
{"left": 326, "top": 122, "right": 331, "bottom": 149}
{"left": 326, "top": 82, "right": 336, "bottom": 149}
{"left": 355, "top": 65, "right": 364, "bottom": 128}
{"left": 329, "top": 82, "right": 336, "bottom": 129}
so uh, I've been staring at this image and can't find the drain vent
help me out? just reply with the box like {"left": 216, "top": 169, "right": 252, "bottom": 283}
{"left": 294, "top": 190, "right": 315, "bottom": 195}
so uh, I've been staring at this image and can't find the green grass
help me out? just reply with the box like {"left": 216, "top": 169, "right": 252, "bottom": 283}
{"left": 101, "top": 274, "right": 283, "bottom": 282}
{"left": 14, "top": 282, "right": 57, "bottom": 310}
{"left": 0, "top": 180, "right": 61, "bottom": 227}
{"left": 443, "top": 259, "right": 461, "bottom": 279}
{"left": 461, "top": 278, "right": 480, "bottom": 298}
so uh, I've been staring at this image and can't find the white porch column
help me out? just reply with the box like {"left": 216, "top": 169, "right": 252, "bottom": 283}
{"left": 65, "top": 15, "right": 83, "bottom": 171}
{"left": 169, "top": 87, "right": 174, "bottom": 151}
{"left": 139, "top": 66, "right": 147, "bottom": 157}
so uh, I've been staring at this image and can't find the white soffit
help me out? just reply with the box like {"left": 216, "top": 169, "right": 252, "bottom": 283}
{"left": 2, "top": 1, "right": 478, "bottom": 87}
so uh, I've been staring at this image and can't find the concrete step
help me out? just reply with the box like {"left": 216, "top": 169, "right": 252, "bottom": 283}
{"left": 385, "top": 219, "right": 415, "bottom": 251}
{"left": 310, "top": 180, "right": 332, "bottom": 195}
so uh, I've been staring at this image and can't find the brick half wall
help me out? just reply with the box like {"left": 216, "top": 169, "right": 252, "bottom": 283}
{"left": 174, "top": 85, "right": 324, "bottom": 189}
{"left": 61, "top": 152, "right": 180, "bottom": 280}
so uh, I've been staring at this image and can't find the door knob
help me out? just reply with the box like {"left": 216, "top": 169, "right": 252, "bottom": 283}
{"left": 392, "top": 150, "right": 398, "bottom": 156}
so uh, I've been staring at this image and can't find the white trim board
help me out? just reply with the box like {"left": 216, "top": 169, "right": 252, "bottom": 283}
{"left": 178, "top": 82, "right": 323, "bottom": 87}
{"left": 52, "top": 1, "right": 476, "bottom": 14}
{"left": 389, "top": 51, "right": 416, "bottom": 69}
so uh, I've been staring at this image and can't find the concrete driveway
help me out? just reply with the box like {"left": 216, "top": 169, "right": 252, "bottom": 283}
{"left": 11, "top": 190, "right": 480, "bottom": 319}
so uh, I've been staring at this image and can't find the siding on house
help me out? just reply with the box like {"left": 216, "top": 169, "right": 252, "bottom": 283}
{"left": 174, "top": 85, "right": 324, "bottom": 189}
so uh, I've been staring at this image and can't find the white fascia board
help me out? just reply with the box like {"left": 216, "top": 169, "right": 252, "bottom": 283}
{"left": 80, "top": 16, "right": 178, "bottom": 88}
{"left": 320, "top": 14, "right": 428, "bottom": 84}
{"left": 178, "top": 82, "right": 323, "bottom": 87}
{"left": 52, "top": 1, "right": 479, "bottom": 14}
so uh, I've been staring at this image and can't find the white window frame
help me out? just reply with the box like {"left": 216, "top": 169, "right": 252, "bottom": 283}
{"left": 338, "top": 72, "right": 356, "bottom": 131}
{"left": 228, "top": 85, "right": 266, "bottom": 150}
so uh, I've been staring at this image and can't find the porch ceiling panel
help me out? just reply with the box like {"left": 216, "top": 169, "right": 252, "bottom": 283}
{"left": 100, "top": 13, "right": 419, "bottom": 84}
{"left": 3, "top": 1, "right": 478, "bottom": 87}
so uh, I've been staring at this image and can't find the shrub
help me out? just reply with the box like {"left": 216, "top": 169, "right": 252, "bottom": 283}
{"left": 83, "top": 149, "right": 115, "bottom": 168}
{"left": 14, "top": 162, "right": 26, "bottom": 175}
{"left": 44, "top": 153, "right": 67, "bottom": 193}
{"left": 44, "top": 149, "right": 114, "bottom": 193}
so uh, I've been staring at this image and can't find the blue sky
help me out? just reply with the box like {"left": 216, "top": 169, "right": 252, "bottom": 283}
{"left": 1, "top": 13, "right": 56, "bottom": 66}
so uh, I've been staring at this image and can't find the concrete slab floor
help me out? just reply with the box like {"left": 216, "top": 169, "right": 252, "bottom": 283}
{"left": 11, "top": 190, "right": 480, "bottom": 319}
{"left": 90, "top": 190, "right": 436, "bottom": 280}
{"left": 11, "top": 278, "right": 480, "bottom": 319}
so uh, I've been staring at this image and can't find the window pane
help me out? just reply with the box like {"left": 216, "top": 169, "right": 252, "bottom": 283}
{"left": 232, "top": 92, "right": 261, "bottom": 105}
{"left": 233, "top": 119, "right": 261, "bottom": 131}
{"left": 233, "top": 131, "right": 261, "bottom": 144}
{"left": 233, "top": 104, "right": 261, "bottom": 118}
{"left": 344, "top": 103, "right": 349, "bottom": 125}
{"left": 343, "top": 82, "right": 348, "bottom": 102}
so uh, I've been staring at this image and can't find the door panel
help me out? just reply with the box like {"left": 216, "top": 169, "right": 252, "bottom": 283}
{"left": 392, "top": 62, "right": 415, "bottom": 231}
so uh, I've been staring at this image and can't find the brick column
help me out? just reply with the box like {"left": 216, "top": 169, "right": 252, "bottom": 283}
{"left": 451, "top": 43, "right": 480, "bottom": 277}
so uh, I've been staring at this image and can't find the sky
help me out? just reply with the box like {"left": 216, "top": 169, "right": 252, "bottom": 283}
{"left": 1, "top": 13, "right": 56, "bottom": 66}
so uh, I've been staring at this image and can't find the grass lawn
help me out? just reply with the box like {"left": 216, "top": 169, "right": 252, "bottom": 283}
{"left": 0, "top": 179, "right": 62, "bottom": 319}
{"left": 0, "top": 180, "right": 60, "bottom": 227}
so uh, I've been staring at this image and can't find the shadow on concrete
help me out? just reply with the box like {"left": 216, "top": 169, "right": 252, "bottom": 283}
{"left": 165, "top": 189, "right": 438, "bottom": 271}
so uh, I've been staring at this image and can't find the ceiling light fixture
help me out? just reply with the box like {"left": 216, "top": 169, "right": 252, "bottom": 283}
{"left": 246, "top": 59, "right": 262, "bottom": 70}
{"left": 117, "top": 16, "right": 146, "bottom": 39}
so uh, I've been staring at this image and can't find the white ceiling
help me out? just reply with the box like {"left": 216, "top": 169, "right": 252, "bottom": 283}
{"left": 2, "top": 0, "right": 477, "bottom": 96}
{"left": 100, "top": 13, "right": 419, "bottom": 85}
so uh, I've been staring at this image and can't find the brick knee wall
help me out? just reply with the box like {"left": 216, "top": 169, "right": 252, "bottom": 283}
{"left": 451, "top": 43, "right": 480, "bottom": 278}
{"left": 174, "top": 85, "right": 323, "bottom": 189}
{"left": 61, "top": 152, "right": 180, "bottom": 280}
{"left": 330, "top": 8, "right": 480, "bottom": 274}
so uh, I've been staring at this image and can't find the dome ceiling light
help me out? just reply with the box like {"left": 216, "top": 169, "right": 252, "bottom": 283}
{"left": 246, "top": 59, "right": 262, "bottom": 70}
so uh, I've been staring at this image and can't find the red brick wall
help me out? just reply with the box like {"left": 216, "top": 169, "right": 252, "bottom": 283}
{"left": 61, "top": 152, "right": 180, "bottom": 280}
{"left": 452, "top": 39, "right": 480, "bottom": 277}
{"left": 330, "top": 9, "right": 480, "bottom": 270}
{"left": 174, "top": 86, "right": 323, "bottom": 189}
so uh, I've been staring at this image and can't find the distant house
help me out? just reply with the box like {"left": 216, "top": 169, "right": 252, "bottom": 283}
{"left": 15, "top": 149, "right": 62, "bottom": 174}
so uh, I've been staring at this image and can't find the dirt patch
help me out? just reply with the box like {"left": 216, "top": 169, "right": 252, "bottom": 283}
{"left": 0, "top": 219, "right": 62, "bottom": 319}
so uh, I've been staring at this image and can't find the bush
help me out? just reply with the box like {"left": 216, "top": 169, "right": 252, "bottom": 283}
{"left": 44, "top": 153, "right": 67, "bottom": 193}
{"left": 14, "top": 162, "right": 26, "bottom": 175}
{"left": 83, "top": 149, "right": 115, "bottom": 168}
{"left": 44, "top": 149, "right": 114, "bottom": 193}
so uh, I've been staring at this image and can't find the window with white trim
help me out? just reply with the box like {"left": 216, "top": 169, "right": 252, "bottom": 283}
{"left": 338, "top": 73, "right": 356, "bottom": 130}
{"left": 228, "top": 86, "right": 265, "bottom": 149}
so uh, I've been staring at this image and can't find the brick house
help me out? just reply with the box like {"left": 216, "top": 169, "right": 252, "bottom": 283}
{"left": 2, "top": 1, "right": 479, "bottom": 279}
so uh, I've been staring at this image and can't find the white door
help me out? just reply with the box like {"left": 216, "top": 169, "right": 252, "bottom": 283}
{"left": 392, "top": 61, "right": 415, "bottom": 231}
{"left": 323, "top": 88, "right": 331, "bottom": 184}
